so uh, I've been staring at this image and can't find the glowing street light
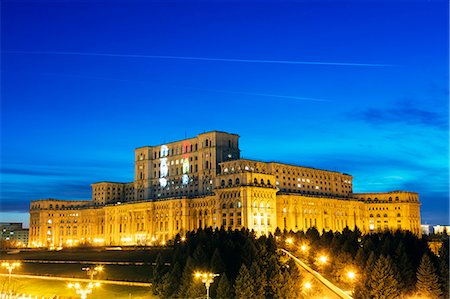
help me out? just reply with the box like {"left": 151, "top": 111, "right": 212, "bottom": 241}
{"left": 1, "top": 261, "right": 21, "bottom": 285}
{"left": 286, "top": 238, "right": 293, "bottom": 245}
{"left": 194, "top": 272, "right": 219, "bottom": 299}
{"left": 304, "top": 282, "right": 312, "bottom": 289}
{"left": 300, "top": 244, "right": 308, "bottom": 252}
{"left": 68, "top": 281, "right": 100, "bottom": 299}
{"left": 318, "top": 255, "right": 328, "bottom": 264}
{"left": 347, "top": 271, "right": 356, "bottom": 280}
{"left": 82, "top": 265, "right": 103, "bottom": 280}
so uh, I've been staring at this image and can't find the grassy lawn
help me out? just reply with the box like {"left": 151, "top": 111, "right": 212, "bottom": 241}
{"left": 2, "top": 276, "right": 157, "bottom": 299}
{"left": 0, "top": 248, "right": 173, "bottom": 283}
{"left": 16, "top": 263, "right": 154, "bottom": 282}
{"left": 1, "top": 247, "right": 172, "bottom": 263}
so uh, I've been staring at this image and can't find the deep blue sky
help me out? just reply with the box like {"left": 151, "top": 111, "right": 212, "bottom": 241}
{"left": 1, "top": 0, "right": 448, "bottom": 227}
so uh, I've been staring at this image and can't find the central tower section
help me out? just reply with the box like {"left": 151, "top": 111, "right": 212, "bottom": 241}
{"left": 134, "top": 131, "right": 240, "bottom": 200}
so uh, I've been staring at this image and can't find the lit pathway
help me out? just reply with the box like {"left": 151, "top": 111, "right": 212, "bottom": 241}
{"left": 280, "top": 249, "right": 353, "bottom": 299}
{"left": 0, "top": 273, "right": 151, "bottom": 287}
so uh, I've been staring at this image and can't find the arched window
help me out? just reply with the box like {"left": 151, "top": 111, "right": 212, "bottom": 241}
{"left": 267, "top": 203, "right": 270, "bottom": 209}
{"left": 377, "top": 214, "right": 381, "bottom": 217}
{"left": 370, "top": 214, "right": 373, "bottom": 217}
{"left": 222, "top": 203, "right": 226, "bottom": 209}
{"left": 389, "top": 197, "right": 392, "bottom": 202}
{"left": 205, "top": 139, "right": 209, "bottom": 147}
{"left": 228, "top": 179, "right": 233, "bottom": 186}
{"left": 237, "top": 201, "right": 241, "bottom": 208}
{"left": 253, "top": 201, "right": 257, "bottom": 208}
{"left": 254, "top": 178, "right": 258, "bottom": 184}
{"left": 267, "top": 180, "right": 271, "bottom": 185}
{"left": 235, "top": 178, "right": 240, "bottom": 185}
{"left": 260, "top": 179, "right": 264, "bottom": 185}
{"left": 384, "top": 214, "right": 388, "bottom": 217}
{"left": 221, "top": 180, "right": 225, "bottom": 187}
{"left": 230, "top": 203, "right": 234, "bottom": 209}
{"left": 397, "top": 213, "right": 401, "bottom": 217}
{"left": 395, "top": 196, "right": 399, "bottom": 201}
{"left": 260, "top": 202, "right": 264, "bottom": 208}
{"left": 49, "top": 204, "right": 53, "bottom": 209}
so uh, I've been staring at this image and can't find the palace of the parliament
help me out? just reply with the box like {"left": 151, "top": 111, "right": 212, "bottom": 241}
{"left": 29, "top": 131, "right": 421, "bottom": 247}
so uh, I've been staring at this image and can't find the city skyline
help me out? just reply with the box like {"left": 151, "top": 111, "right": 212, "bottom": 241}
{"left": 1, "top": 0, "right": 449, "bottom": 226}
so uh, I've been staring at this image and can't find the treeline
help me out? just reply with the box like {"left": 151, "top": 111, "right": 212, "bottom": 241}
{"left": 151, "top": 227, "right": 303, "bottom": 298}
{"left": 282, "top": 227, "right": 449, "bottom": 299}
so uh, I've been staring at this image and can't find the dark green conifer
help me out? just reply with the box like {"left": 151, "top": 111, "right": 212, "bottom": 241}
{"left": 216, "top": 272, "right": 234, "bottom": 299}
{"left": 416, "top": 253, "right": 443, "bottom": 298}
{"left": 235, "top": 264, "right": 256, "bottom": 299}
{"left": 438, "top": 241, "right": 449, "bottom": 298}
{"left": 368, "top": 255, "right": 400, "bottom": 299}
{"left": 210, "top": 248, "right": 226, "bottom": 274}
{"left": 250, "top": 261, "right": 266, "bottom": 299}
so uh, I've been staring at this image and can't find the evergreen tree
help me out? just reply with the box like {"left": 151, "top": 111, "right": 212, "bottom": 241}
{"left": 193, "top": 244, "right": 208, "bottom": 266}
{"left": 438, "top": 241, "right": 449, "bottom": 298}
{"left": 210, "top": 248, "right": 226, "bottom": 274}
{"left": 177, "top": 256, "right": 200, "bottom": 297}
{"left": 161, "top": 261, "right": 182, "bottom": 298}
{"left": 368, "top": 255, "right": 401, "bottom": 299}
{"left": 266, "top": 254, "right": 284, "bottom": 298}
{"left": 235, "top": 264, "right": 256, "bottom": 299}
{"left": 416, "top": 253, "right": 443, "bottom": 298}
{"left": 152, "top": 252, "right": 166, "bottom": 295}
{"left": 250, "top": 261, "right": 266, "bottom": 299}
{"left": 216, "top": 272, "right": 234, "bottom": 299}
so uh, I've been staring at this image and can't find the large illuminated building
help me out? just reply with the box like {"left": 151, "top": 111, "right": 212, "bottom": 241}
{"left": 29, "top": 131, "right": 421, "bottom": 247}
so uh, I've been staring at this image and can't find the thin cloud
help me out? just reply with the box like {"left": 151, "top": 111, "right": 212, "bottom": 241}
{"left": 4, "top": 50, "right": 396, "bottom": 67}
{"left": 32, "top": 72, "right": 330, "bottom": 102}
{"left": 358, "top": 104, "right": 447, "bottom": 129}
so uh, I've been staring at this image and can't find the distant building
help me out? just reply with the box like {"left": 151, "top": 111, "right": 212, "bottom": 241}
{"left": 421, "top": 224, "right": 432, "bottom": 235}
{"left": 0, "top": 222, "right": 29, "bottom": 247}
{"left": 433, "top": 225, "right": 450, "bottom": 235}
{"left": 29, "top": 131, "right": 422, "bottom": 248}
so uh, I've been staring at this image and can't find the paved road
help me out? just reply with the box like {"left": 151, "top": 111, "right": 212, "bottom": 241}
{"left": 0, "top": 273, "right": 151, "bottom": 287}
{"left": 281, "top": 249, "right": 353, "bottom": 299}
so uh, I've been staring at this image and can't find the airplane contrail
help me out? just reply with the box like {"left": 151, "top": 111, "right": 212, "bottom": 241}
{"left": 4, "top": 50, "right": 395, "bottom": 67}
{"left": 34, "top": 72, "right": 330, "bottom": 102}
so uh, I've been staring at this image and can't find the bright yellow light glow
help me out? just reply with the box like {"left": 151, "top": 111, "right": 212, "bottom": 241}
{"left": 181, "top": 236, "right": 186, "bottom": 242}
{"left": 95, "top": 265, "right": 104, "bottom": 272}
{"left": 161, "top": 241, "right": 166, "bottom": 246}
{"left": 93, "top": 238, "right": 104, "bottom": 243}
{"left": 304, "top": 282, "right": 312, "bottom": 289}
{"left": 286, "top": 238, "right": 293, "bottom": 244}
{"left": 95, "top": 282, "right": 100, "bottom": 287}
{"left": 195, "top": 272, "right": 202, "bottom": 278}
{"left": 300, "top": 244, "right": 308, "bottom": 252}
{"left": 120, "top": 237, "right": 132, "bottom": 242}
{"left": 318, "top": 255, "right": 328, "bottom": 264}
{"left": 68, "top": 283, "right": 74, "bottom": 288}
{"left": 347, "top": 271, "right": 356, "bottom": 280}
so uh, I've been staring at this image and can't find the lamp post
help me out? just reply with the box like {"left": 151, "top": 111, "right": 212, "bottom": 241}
{"left": 82, "top": 265, "right": 103, "bottom": 280}
{"left": 1, "top": 261, "right": 21, "bottom": 285}
{"left": 68, "top": 281, "right": 100, "bottom": 299}
{"left": 194, "top": 272, "right": 219, "bottom": 299}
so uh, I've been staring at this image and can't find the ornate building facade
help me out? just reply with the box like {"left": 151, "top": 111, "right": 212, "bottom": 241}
{"left": 29, "top": 131, "right": 421, "bottom": 247}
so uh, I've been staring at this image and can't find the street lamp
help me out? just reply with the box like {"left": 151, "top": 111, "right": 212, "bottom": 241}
{"left": 68, "top": 282, "right": 100, "bottom": 299}
{"left": 1, "top": 261, "right": 21, "bottom": 285}
{"left": 318, "top": 255, "right": 328, "bottom": 264}
{"left": 347, "top": 271, "right": 356, "bottom": 280}
{"left": 286, "top": 237, "right": 293, "bottom": 245}
{"left": 82, "top": 265, "right": 103, "bottom": 280}
{"left": 194, "top": 272, "right": 219, "bottom": 299}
